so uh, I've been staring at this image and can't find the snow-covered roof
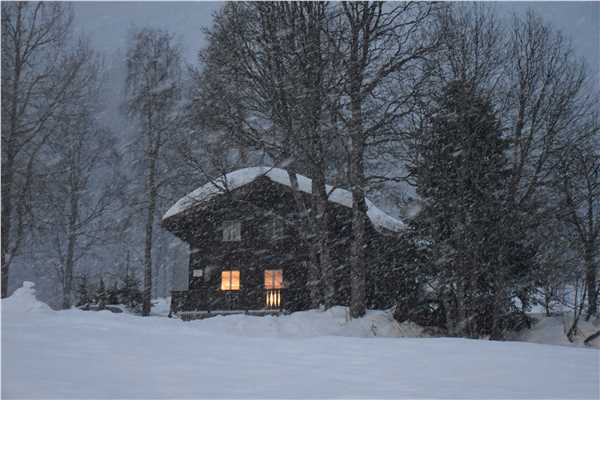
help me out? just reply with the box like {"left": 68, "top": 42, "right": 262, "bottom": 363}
{"left": 163, "top": 166, "right": 404, "bottom": 232}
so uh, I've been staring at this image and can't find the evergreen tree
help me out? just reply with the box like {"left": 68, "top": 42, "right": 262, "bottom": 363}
{"left": 120, "top": 271, "right": 142, "bottom": 309}
{"left": 107, "top": 281, "right": 119, "bottom": 306}
{"left": 412, "top": 80, "right": 525, "bottom": 337}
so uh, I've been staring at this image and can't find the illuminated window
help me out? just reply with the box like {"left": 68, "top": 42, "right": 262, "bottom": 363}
{"left": 221, "top": 270, "right": 240, "bottom": 290}
{"left": 264, "top": 270, "right": 283, "bottom": 289}
{"left": 265, "top": 270, "right": 282, "bottom": 308}
{"left": 223, "top": 221, "right": 241, "bottom": 241}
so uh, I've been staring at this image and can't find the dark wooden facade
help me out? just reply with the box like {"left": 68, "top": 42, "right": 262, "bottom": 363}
{"left": 161, "top": 175, "right": 403, "bottom": 316}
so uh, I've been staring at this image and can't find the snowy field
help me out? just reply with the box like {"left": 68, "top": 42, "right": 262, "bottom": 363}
{"left": 2, "top": 283, "right": 598, "bottom": 399}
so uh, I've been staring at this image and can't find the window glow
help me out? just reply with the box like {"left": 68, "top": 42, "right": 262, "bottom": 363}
{"left": 221, "top": 270, "right": 240, "bottom": 290}
{"left": 264, "top": 270, "right": 283, "bottom": 289}
{"left": 265, "top": 289, "right": 281, "bottom": 308}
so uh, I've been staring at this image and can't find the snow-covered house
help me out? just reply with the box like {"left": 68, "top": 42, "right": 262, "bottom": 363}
{"left": 161, "top": 167, "right": 405, "bottom": 317}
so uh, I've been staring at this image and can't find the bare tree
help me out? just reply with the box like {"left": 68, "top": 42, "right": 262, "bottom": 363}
{"left": 194, "top": 2, "right": 344, "bottom": 308}
{"left": 338, "top": 1, "right": 439, "bottom": 317}
{"left": 36, "top": 45, "right": 122, "bottom": 309}
{"left": 503, "top": 11, "right": 591, "bottom": 207}
{"left": 502, "top": 10, "right": 598, "bottom": 322}
{"left": 125, "top": 28, "right": 183, "bottom": 315}
{"left": 556, "top": 122, "right": 600, "bottom": 320}
{"left": 434, "top": 4, "right": 506, "bottom": 89}
{"left": 1, "top": 2, "right": 86, "bottom": 297}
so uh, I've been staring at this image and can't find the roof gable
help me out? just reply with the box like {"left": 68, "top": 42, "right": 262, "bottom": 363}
{"left": 163, "top": 167, "right": 404, "bottom": 232}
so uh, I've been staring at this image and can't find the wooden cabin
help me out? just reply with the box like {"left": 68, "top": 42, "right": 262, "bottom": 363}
{"left": 161, "top": 167, "right": 405, "bottom": 318}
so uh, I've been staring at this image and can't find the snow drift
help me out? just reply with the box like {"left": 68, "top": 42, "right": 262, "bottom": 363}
{"left": 513, "top": 313, "right": 600, "bottom": 349}
{"left": 1, "top": 282, "right": 52, "bottom": 315}
{"left": 183, "top": 306, "right": 425, "bottom": 338}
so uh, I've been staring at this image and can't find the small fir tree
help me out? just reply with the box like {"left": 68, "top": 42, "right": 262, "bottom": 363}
{"left": 120, "top": 272, "right": 142, "bottom": 309}
{"left": 76, "top": 275, "right": 90, "bottom": 309}
{"left": 107, "top": 281, "right": 119, "bottom": 305}
{"left": 95, "top": 278, "right": 108, "bottom": 310}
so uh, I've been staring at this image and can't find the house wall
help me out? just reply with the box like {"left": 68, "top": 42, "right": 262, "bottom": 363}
{"left": 163, "top": 177, "right": 403, "bottom": 311}
{"left": 170, "top": 240, "right": 190, "bottom": 291}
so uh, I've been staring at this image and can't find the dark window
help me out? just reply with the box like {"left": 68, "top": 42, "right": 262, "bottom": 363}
{"left": 222, "top": 221, "right": 241, "bottom": 241}
{"left": 266, "top": 217, "right": 284, "bottom": 240}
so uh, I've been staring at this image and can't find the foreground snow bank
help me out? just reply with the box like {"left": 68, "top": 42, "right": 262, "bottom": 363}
{"left": 2, "top": 285, "right": 598, "bottom": 399}
{"left": 191, "top": 306, "right": 424, "bottom": 338}
{"left": 132, "top": 297, "right": 424, "bottom": 338}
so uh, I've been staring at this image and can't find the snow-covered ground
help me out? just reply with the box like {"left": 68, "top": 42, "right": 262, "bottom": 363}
{"left": 512, "top": 313, "right": 600, "bottom": 348}
{"left": 2, "top": 283, "right": 598, "bottom": 399}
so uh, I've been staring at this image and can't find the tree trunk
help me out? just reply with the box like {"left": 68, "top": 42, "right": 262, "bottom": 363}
{"left": 350, "top": 192, "right": 367, "bottom": 318}
{"left": 489, "top": 286, "right": 505, "bottom": 340}
{"left": 1, "top": 88, "right": 20, "bottom": 299}
{"left": 567, "top": 301, "right": 585, "bottom": 342}
{"left": 304, "top": 6, "right": 334, "bottom": 310}
{"left": 286, "top": 170, "right": 322, "bottom": 308}
{"left": 142, "top": 149, "right": 159, "bottom": 316}
{"left": 308, "top": 240, "right": 322, "bottom": 309}
{"left": 1, "top": 6, "right": 22, "bottom": 299}
{"left": 0, "top": 257, "right": 8, "bottom": 299}
{"left": 583, "top": 329, "right": 600, "bottom": 346}
{"left": 349, "top": 108, "right": 367, "bottom": 318}
{"left": 584, "top": 244, "right": 598, "bottom": 320}
{"left": 62, "top": 222, "right": 77, "bottom": 310}
{"left": 0, "top": 154, "right": 14, "bottom": 298}
{"left": 154, "top": 228, "right": 164, "bottom": 299}
{"left": 62, "top": 155, "right": 80, "bottom": 309}
{"left": 313, "top": 174, "right": 335, "bottom": 308}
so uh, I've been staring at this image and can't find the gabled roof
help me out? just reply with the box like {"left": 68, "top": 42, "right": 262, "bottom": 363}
{"left": 163, "top": 166, "right": 404, "bottom": 232}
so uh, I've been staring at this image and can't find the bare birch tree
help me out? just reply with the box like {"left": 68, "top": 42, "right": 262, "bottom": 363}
{"left": 125, "top": 28, "right": 183, "bottom": 315}
{"left": 36, "top": 45, "right": 122, "bottom": 309}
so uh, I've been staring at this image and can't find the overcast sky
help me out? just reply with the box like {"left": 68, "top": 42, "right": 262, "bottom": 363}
{"left": 74, "top": 1, "right": 219, "bottom": 62}
{"left": 74, "top": 1, "right": 599, "bottom": 74}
